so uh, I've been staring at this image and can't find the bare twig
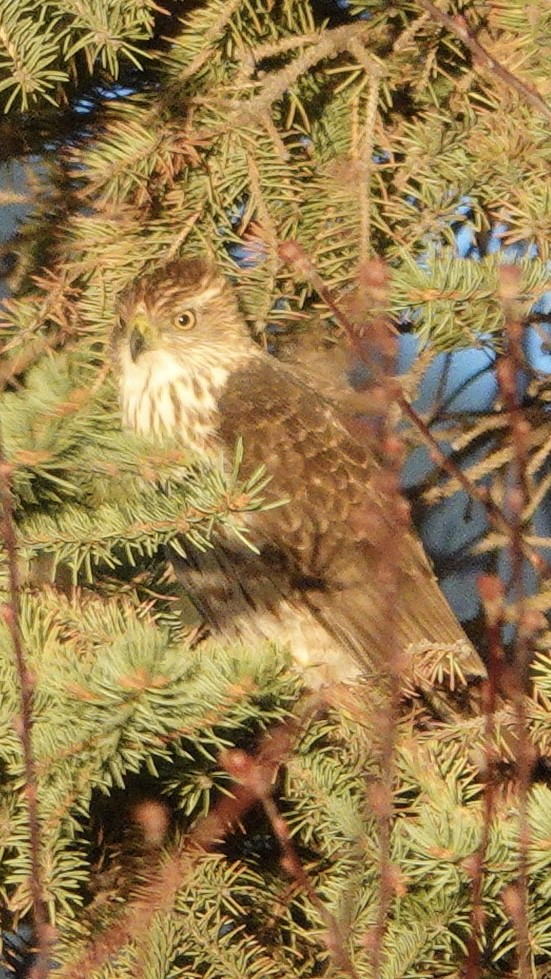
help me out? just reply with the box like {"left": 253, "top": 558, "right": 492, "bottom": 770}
{"left": 495, "top": 266, "right": 536, "bottom": 979}
{"left": 57, "top": 698, "right": 320, "bottom": 979}
{"left": 279, "top": 243, "right": 408, "bottom": 972}
{"left": 348, "top": 260, "right": 406, "bottom": 976}
{"left": 417, "top": 0, "right": 551, "bottom": 127}
{"left": 278, "top": 240, "right": 550, "bottom": 581}
{"left": 464, "top": 573, "right": 504, "bottom": 978}
{"left": 223, "top": 741, "right": 361, "bottom": 979}
{"left": 398, "top": 398, "right": 546, "bottom": 578}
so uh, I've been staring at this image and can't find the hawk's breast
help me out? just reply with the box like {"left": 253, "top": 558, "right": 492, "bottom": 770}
{"left": 119, "top": 344, "right": 230, "bottom": 453}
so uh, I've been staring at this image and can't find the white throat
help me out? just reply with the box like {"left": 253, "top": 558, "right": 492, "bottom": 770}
{"left": 119, "top": 345, "right": 230, "bottom": 453}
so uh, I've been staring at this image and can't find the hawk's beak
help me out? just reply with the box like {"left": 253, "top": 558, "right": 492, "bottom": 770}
{"left": 128, "top": 313, "right": 153, "bottom": 363}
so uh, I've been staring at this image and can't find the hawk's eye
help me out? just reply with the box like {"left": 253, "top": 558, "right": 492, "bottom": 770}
{"left": 175, "top": 309, "right": 196, "bottom": 330}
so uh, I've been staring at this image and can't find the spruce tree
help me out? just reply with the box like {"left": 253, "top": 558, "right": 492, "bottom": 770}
{"left": 0, "top": 1, "right": 550, "bottom": 976}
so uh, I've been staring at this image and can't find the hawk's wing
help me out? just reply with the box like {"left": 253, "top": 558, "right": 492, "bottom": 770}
{"left": 176, "top": 354, "right": 485, "bottom": 684}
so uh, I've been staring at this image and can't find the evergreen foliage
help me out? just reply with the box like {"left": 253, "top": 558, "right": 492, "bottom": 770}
{"left": 0, "top": 1, "right": 550, "bottom": 976}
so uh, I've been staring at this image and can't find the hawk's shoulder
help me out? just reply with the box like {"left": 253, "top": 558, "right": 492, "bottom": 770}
{"left": 217, "top": 352, "right": 373, "bottom": 482}
{"left": 216, "top": 352, "right": 380, "bottom": 563}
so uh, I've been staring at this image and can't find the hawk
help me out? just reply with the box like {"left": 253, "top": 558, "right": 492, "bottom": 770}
{"left": 113, "top": 258, "right": 484, "bottom": 686}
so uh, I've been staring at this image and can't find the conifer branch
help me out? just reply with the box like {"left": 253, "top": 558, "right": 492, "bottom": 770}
{"left": 0, "top": 428, "right": 49, "bottom": 979}
{"left": 2, "top": 3, "right": 551, "bottom": 974}
{"left": 278, "top": 240, "right": 550, "bottom": 581}
{"left": 417, "top": 0, "right": 551, "bottom": 126}
{"left": 229, "top": 22, "right": 381, "bottom": 126}
{"left": 57, "top": 706, "right": 313, "bottom": 979}
{"left": 171, "top": 0, "right": 244, "bottom": 84}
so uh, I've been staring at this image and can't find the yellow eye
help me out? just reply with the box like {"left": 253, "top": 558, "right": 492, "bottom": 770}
{"left": 175, "top": 309, "right": 196, "bottom": 330}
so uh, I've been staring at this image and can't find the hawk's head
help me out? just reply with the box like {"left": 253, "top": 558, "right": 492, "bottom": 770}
{"left": 113, "top": 258, "right": 255, "bottom": 448}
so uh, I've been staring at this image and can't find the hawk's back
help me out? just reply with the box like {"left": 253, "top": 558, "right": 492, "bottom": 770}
{"left": 180, "top": 353, "right": 484, "bottom": 684}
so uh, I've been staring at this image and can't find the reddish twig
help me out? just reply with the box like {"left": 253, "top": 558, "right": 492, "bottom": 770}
{"left": 279, "top": 243, "right": 407, "bottom": 974}
{"left": 279, "top": 243, "right": 546, "bottom": 977}
{"left": 0, "top": 429, "right": 50, "bottom": 979}
{"left": 464, "top": 573, "right": 504, "bottom": 978}
{"left": 222, "top": 743, "right": 361, "bottom": 979}
{"left": 56, "top": 699, "right": 320, "bottom": 979}
{"left": 417, "top": 0, "right": 551, "bottom": 127}
{"left": 495, "top": 267, "right": 536, "bottom": 979}
{"left": 351, "top": 263, "right": 404, "bottom": 978}
{"left": 278, "top": 240, "right": 549, "bottom": 580}
{"left": 397, "top": 399, "right": 547, "bottom": 578}
{"left": 366, "top": 474, "right": 404, "bottom": 979}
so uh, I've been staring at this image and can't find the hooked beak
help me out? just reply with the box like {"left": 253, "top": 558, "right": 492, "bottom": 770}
{"left": 129, "top": 328, "right": 146, "bottom": 362}
{"left": 128, "top": 313, "right": 153, "bottom": 363}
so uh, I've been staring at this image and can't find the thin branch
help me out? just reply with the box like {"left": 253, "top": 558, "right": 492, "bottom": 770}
{"left": 464, "top": 573, "right": 504, "bottom": 979}
{"left": 280, "top": 244, "right": 411, "bottom": 972}
{"left": 222, "top": 728, "right": 362, "bottom": 979}
{"left": 398, "top": 398, "right": 541, "bottom": 571}
{"left": 278, "top": 240, "right": 549, "bottom": 579}
{"left": 495, "top": 266, "right": 535, "bottom": 979}
{"left": 228, "top": 22, "right": 382, "bottom": 127}
{"left": 243, "top": 150, "right": 281, "bottom": 331}
{"left": 417, "top": 0, "right": 551, "bottom": 127}
{"left": 56, "top": 697, "right": 321, "bottom": 979}
{"left": 262, "top": 790, "right": 360, "bottom": 978}
{"left": 360, "top": 266, "right": 404, "bottom": 979}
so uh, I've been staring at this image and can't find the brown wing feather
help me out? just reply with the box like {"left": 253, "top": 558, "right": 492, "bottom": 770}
{"left": 213, "top": 356, "right": 484, "bottom": 679}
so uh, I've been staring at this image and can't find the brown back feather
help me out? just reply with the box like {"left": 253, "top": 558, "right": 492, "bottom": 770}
{"left": 215, "top": 356, "right": 484, "bottom": 677}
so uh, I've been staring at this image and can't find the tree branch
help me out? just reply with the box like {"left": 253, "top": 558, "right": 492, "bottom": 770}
{"left": 0, "top": 430, "right": 50, "bottom": 979}
{"left": 418, "top": 0, "right": 551, "bottom": 127}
